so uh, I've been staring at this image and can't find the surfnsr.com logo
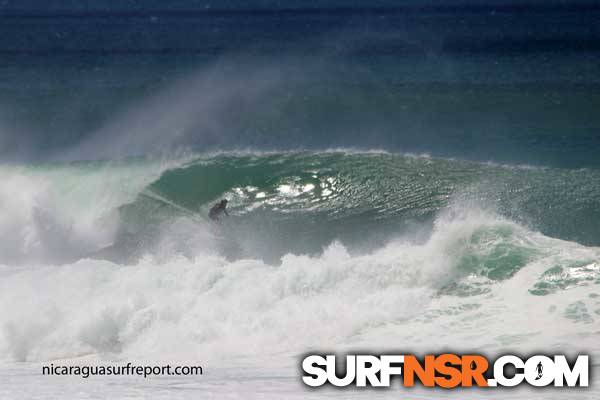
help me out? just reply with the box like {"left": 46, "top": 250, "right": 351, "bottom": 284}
{"left": 301, "top": 354, "right": 589, "bottom": 388}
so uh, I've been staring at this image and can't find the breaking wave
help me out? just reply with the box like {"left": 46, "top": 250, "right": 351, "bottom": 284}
{"left": 0, "top": 151, "right": 599, "bottom": 363}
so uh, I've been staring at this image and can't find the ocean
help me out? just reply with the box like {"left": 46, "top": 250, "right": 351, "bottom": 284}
{"left": 0, "top": 1, "right": 599, "bottom": 399}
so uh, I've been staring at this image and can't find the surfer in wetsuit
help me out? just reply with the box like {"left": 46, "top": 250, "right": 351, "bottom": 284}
{"left": 209, "top": 199, "right": 229, "bottom": 221}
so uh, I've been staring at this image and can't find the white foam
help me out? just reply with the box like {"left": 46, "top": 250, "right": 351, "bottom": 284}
{"left": 0, "top": 158, "right": 184, "bottom": 265}
{"left": 1, "top": 204, "right": 598, "bottom": 367}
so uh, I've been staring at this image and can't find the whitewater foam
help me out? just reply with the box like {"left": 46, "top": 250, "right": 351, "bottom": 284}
{"left": 1, "top": 202, "right": 598, "bottom": 366}
{"left": 1, "top": 152, "right": 599, "bottom": 400}
{"left": 0, "top": 157, "right": 189, "bottom": 265}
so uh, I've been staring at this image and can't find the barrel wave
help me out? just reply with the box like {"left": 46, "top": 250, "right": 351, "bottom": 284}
{"left": 2, "top": 2, "right": 600, "bottom": 398}
{"left": 1, "top": 151, "right": 599, "bottom": 371}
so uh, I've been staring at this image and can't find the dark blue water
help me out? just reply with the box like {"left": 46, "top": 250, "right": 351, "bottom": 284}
{"left": 0, "top": 1, "right": 599, "bottom": 166}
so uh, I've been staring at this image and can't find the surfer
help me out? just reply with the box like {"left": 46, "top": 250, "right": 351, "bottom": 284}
{"left": 209, "top": 199, "right": 229, "bottom": 221}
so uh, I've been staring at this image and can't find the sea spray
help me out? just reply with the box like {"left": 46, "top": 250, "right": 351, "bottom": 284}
{"left": 1, "top": 194, "right": 598, "bottom": 364}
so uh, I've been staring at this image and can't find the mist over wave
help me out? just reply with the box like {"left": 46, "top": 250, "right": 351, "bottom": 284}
{"left": 3, "top": 151, "right": 600, "bottom": 266}
{"left": 0, "top": 157, "right": 186, "bottom": 265}
{"left": 0, "top": 151, "right": 599, "bottom": 365}
{"left": 1, "top": 52, "right": 600, "bottom": 167}
{"left": 1, "top": 3, "right": 599, "bottom": 399}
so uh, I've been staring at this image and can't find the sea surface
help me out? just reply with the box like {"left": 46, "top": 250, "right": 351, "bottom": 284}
{"left": 0, "top": 2, "right": 599, "bottom": 398}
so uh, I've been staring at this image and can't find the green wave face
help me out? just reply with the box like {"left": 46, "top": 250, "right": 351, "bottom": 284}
{"left": 122, "top": 152, "right": 600, "bottom": 241}
{"left": 118, "top": 152, "right": 461, "bottom": 261}
{"left": 1, "top": 152, "right": 600, "bottom": 366}
{"left": 108, "top": 152, "right": 600, "bottom": 293}
{"left": 6, "top": 151, "right": 597, "bottom": 296}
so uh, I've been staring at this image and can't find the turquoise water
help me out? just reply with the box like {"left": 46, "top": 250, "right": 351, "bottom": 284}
{"left": 2, "top": 151, "right": 599, "bottom": 287}
{"left": 0, "top": 4, "right": 599, "bottom": 397}
{"left": 124, "top": 152, "right": 600, "bottom": 256}
{"left": 1, "top": 152, "right": 599, "bottom": 375}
